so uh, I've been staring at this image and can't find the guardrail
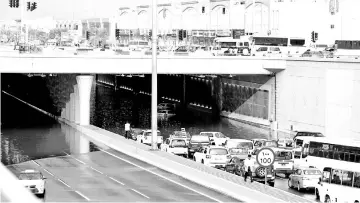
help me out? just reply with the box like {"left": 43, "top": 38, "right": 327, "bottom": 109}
{"left": 0, "top": 163, "right": 41, "bottom": 203}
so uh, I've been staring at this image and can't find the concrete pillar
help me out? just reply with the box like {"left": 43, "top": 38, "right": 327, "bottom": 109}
{"left": 61, "top": 108, "right": 65, "bottom": 119}
{"left": 70, "top": 93, "right": 75, "bottom": 122}
{"left": 73, "top": 85, "right": 80, "bottom": 124}
{"left": 65, "top": 103, "right": 70, "bottom": 120}
{"left": 76, "top": 75, "right": 94, "bottom": 125}
{"left": 78, "top": 131, "right": 90, "bottom": 154}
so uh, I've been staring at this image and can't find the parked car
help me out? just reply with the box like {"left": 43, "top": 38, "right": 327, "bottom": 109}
{"left": 199, "top": 132, "right": 229, "bottom": 146}
{"left": 187, "top": 135, "right": 211, "bottom": 158}
{"left": 193, "top": 146, "right": 231, "bottom": 169}
{"left": 137, "top": 129, "right": 163, "bottom": 148}
{"left": 224, "top": 156, "right": 275, "bottom": 187}
{"left": 288, "top": 167, "right": 322, "bottom": 191}
{"left": 223, "top": 139, "right": 254, "bottom": 154}
{"left": 293, "top": 131, "right": 324, "bottom": 141}
{"left": 18, "top": 169, "right": 46, "bottom": 197}
{"left": 160, "top": 138, "right": 188, "bottom": 158}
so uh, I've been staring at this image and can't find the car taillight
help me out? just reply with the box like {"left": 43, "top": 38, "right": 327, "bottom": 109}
{"left": 206, "top": 155, "right": 211, "bottom": 159}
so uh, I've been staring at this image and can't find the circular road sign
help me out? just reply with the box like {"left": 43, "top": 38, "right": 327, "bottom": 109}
{"left": 256, "top": 147, "right": 275, "bottom": 167}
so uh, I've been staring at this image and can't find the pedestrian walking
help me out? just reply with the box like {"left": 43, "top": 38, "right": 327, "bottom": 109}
{"left": 243, "top": 154, "right": 253, "bottom": 182}
{"left": 125, "top": 121, "right": 131, "bottom": 139}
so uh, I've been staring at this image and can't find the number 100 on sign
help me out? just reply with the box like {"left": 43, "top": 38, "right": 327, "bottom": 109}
{"left": 256, "top": 148, "right": 275, "bottom": 167}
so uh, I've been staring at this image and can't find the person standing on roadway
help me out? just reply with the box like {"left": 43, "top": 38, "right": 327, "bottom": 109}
{"left": 125, "top": 121, "right": 131, "bottom": 139}
{"left": 243, "top": 154, "right": 253, "bottom": 183}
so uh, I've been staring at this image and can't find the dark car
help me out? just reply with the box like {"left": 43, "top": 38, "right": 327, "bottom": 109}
{"left": 225, "top": 156, "right": 275, "bottom": 187}
{"left": 187, "top": 135, "right": 211, "bottom": 158}
{"left": 293, "top": 131, "right": 324, "bottom": 141}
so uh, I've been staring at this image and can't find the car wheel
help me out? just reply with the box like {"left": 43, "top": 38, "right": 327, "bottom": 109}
{"left": 141, "top": 140, "right": 143, "bottom": 144}
{"left": 193, "top": 156, "right": 196, "bottom": 162}
{"left": 297, "top": 182, "right": 301, "bottom": 191}
{"left": 324, "top": 195, "right": 331, "bottom": 203}
{"left": 288, "top": 179, "right": 292, "bottom": 188}
{"left": 201, "top": 160, "right": 204, "bottom": 164}
{"left": 268, "top": 182, "right": 275, "bottom": 187}
{"left": 184, "top": 154, "right": 188, "bottom": 159}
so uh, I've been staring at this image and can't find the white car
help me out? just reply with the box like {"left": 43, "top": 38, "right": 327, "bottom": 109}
{"left": 160, "top": 138, "right": 188, "bottom": 158}
{"left": 224, "top": 139, "right": 254, "bottom": 154}
{"left": 18, "top": 169, "right": 46, "bottom": 197}
{"left": 199, "top": 132, "right": 229, "bottom": 146}
{"left": 137, "top": 130, "right": 163, "bottom": 147}
{"left": 193, "top": 146, "right": 231, "bottom": 169}
{"left": 253, "top": 46, "right": 282, "bottom": 57}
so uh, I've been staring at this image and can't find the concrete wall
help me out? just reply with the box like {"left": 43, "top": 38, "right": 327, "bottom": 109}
{"left": 276, "top": 60, "right": 360, "bottom": 139}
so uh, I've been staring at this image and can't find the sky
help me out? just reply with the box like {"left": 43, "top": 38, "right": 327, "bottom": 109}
{"left": 0, "top": 0, "right": 164, "bottom": 21}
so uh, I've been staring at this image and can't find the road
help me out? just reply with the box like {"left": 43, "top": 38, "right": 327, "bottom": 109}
{"left": 5, "top": 149, "right": 241, "bottom": 202}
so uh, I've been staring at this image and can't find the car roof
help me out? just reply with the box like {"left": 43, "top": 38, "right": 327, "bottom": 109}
{"left": 295, "top": 166, "right": 321, "bottom": 171}
{"left": 21, "top": 169, "right": 41, "bottom": 173}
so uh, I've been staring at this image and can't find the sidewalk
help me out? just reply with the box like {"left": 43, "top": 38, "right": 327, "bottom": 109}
{"left": 61, "top": 118, "right": 314, "bottom": 203}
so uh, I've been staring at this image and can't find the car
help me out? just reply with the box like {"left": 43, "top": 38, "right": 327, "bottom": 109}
{"left": 253, "top": 46, "right": 282, "bottom": 57}
{"left": 277, "top": 138, "right": 294, "bottom": 148}
{"left": 224, "top": 156, "right": 276, "bottom": 187}
{"left": 193, "top": 146, "right": 231, "bottom": 169}
{"left": 272, "top": 147, "right": 295, "bottom": 178}
{"left": 128, "top": 128, "right": 144, "bottom": 141}
{"left": 262, "top": 140, "right": 279, "bottom": 148}
{"left": 18, "top": 169, "right": 46, "bottom": 197}
{"left": 293, "top": 131, "right": 324, "bottom": 141}
{"left": 157, "top": 103, "right": 176, "bottom": 110}
{"left": 228, "top": 147, "right": 249, "bottom": 160}
{"left": 300, "top": 50, "right": 325, "bottom": 58}
{"left": 160, "top": 138, "right": 188, "bottom": 158}
{"left": 169, "top": 128, "right": 191, "bottom": 144}
{"left": 288, "top": 167, "right": 322, "bottom": 191}
{"left": 157, "top": 109, "right": 176, "bottom": 120}
{"left": 223, "top": 139, "right": 254, "bottom": 154}
{"left": 199, "top": 132, "right": 229, "bottom": 146}
{"left": 137, "top": 129, "right": 163, "bottom": 148}
{"left": 187, "top": 135, "right": 211, "bottom": 158}
{"left": 251, "top": 138, "right": 267, "bottom": 149}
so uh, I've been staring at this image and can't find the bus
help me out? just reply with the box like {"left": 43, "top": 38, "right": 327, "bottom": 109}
{"left": 213, "top": 37, "right": 251, "bottom": 56}
{"left": 128, "top": 40, "right": 150, "bottom": 51}
{"left": 250, "top": 36, "right": 308, "bottom": 56}
{"left": 317, "top": 166, "right": 359, "bottom": 203}
{"left": 292, "top": 136, "right": 360, "bottom": 171}
{"left": 334, "top": 40, "right": 360, "bottom": 58}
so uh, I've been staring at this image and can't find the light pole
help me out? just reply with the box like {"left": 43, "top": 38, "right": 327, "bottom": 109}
{"left": 151, "top": 0, "right": 158, "bottom": 150}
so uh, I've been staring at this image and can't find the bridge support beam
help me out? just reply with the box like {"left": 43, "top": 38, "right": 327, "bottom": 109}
{"left": 65, "top": 103, "right": 70, "bottom": 121}
{"left": 73, "top": 85, "right": 80, "bottom": 124}
{"left": 70, "top": 93, "right": 75, "bottom": 122}
{"left": 75, "top": 75, "right": 94, "bottom": 154}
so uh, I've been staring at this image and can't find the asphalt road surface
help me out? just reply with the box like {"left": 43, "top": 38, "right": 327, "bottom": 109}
{"left": 5, "top": 149, "right": 242, "bottom": 202}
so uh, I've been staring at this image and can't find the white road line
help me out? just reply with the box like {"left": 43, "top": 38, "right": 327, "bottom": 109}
{"left": 73, "top": 157, "right": 86, "bottom": 165}
{"left": 63, "top": 151, "right": 70, "bottom": 156}
{"left": 75, "top": 191, "right": 90, "bottom": 201}
{"left": 90, "top": 167, "right": 103, "bottom": 174}
{"left": 109, "top": 177, "right": 125, "bottom": 185}
{"left": 31, "top": 160, "right": 40, "bottom": 166}
{"left": 57, "top": 179, "right": 71, "bottom": 188}
{"left": 43, "top": 169, "right": 54, "bottom": 176}
{"left": 131, "top": 189, "right": 150, "bottom": 199}
{"left": 100, "top": 149, "right": 223, "bottom": 203}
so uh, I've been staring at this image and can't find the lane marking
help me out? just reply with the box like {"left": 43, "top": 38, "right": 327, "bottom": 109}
{"left": 43, "top": 169, "right": 54, "bottom": 176}
{"left": 131, "top": 189, "right": 150, "bottom": 199}
{"left": 63, "top": 151, "right": 70, "bottom": 156}
{"left": 109, "top": 177, "right": 125, "bottom": 185}
{"left": 31, "top": 160, "right": 40, "bottom": 166}
{"left": 100, "top": 149, "right": 222, "bottom": 203}
{"left": 90, "top": 167, "right": 103, "bottom": 174}
{"left": 75, "top": 191, "right": 90, "bottom": 201}
{"left": 63, "top": 151, "right": 86, "bottom": 165}
{"left": 57, "top": 179, "right": 71, "bottom": 188}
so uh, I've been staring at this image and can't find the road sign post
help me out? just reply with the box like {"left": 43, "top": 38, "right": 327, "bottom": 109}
{"left": 256, "top": 147, "right": 275, "bottom": 186}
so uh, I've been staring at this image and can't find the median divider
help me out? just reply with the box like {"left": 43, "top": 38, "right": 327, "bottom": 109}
{"left": 59, "top": 119, "right": 288, "bottom": 203}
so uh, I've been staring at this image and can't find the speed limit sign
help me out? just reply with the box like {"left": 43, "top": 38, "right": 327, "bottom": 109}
{"left": 256, "top": 147, "right": 275, "bottom": 167}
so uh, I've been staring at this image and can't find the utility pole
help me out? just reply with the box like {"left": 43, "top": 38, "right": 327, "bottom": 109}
{"left": 151, "top": 0, "right": 158, "bottom": 150}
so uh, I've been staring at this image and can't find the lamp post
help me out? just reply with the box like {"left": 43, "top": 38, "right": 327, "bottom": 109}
{"left": 151, "top": 0, "right": 158, "bottom": 150}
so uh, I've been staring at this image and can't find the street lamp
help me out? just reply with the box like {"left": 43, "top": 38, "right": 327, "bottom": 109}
{"left": 151, "top": 0, "right": 158, "bottom": 150}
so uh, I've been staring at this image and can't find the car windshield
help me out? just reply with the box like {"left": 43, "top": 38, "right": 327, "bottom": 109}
{"left": 19, "top": 173, "right": 41, "bottom": 180}
{"left": 304, "top": 170, "right": 322, "bottom": 175}
{"left": 229, "top": 148, "right": 248, "bottom": 154}
{"left": 190, "top": 136, "right": 209, "bottom": 143}
{"left": 209, "top": 148, "right": 228, "bottom": 155}
{"left": 173, "top": 131, "right": 190, "bottom": 138}
{"left": 237, "top": 142, "right": 253, "bottom": 149}
{"left": 171, "top": 139, "right": 186, "bottom": 147}
{"left": 275, "top": 151, "right": 292, "bottom": 160}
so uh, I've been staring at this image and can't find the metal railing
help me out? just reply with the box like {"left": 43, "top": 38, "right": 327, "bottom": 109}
{"left": 0, "top": 163, "right": 41, "bottom": 203}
